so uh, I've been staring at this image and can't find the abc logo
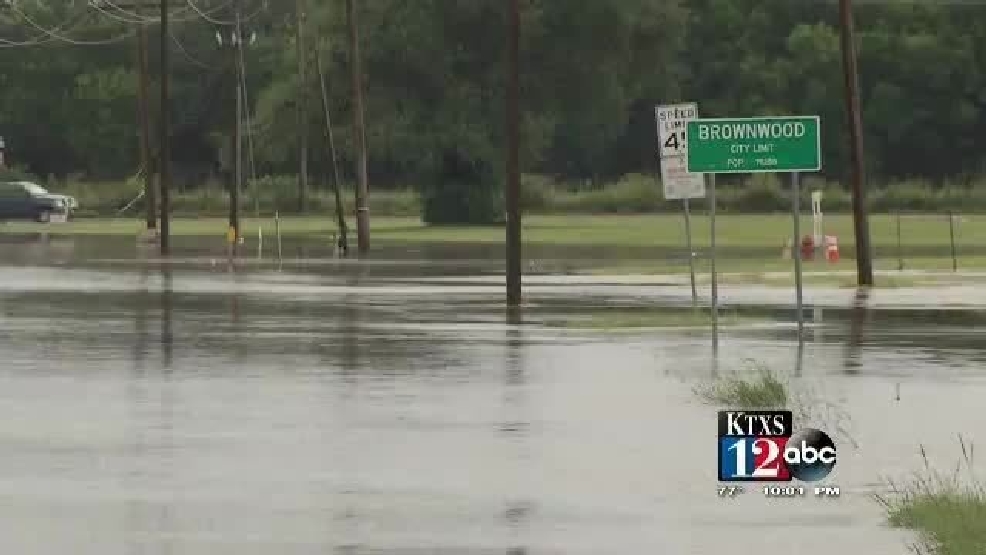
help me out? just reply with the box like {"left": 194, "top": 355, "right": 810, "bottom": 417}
{"left": 784, "top": 428, "right": 837, "bottom": 482}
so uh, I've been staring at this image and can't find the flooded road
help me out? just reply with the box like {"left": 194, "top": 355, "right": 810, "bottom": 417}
{"left": 0, "top": 237, "right": 983, "bottom": 553}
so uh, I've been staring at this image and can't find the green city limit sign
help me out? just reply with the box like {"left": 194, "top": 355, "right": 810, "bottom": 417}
{"left": 686, "top": 116, "right": 820, "bottom": 173}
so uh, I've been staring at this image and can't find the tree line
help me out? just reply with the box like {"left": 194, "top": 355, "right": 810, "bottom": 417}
{"left": 1, "top": 0, "right": 984, "bottom": 191}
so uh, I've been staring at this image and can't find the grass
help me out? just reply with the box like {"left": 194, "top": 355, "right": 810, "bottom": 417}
{"left": 876, "top": 437, "right": 986, "bottom": 555}
{"left": 693, "top": 364, "right": 789, "bottom": 409}
{"left": 546, "top": 307, "right": 749, "bottom": 330}
{"left": 2, "top": 212, "right": 982, "bottom": 247}
{"left": 4, "top": 212, "right": 985, "bottom": 277}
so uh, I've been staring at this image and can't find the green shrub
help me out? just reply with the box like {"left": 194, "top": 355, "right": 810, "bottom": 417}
{"left": 421, "top": 149, "right": 504, "bottom": 225}
{"left": 38, "top": 172, "right": 986, "bottom": 218}
{"left": 0, "top": 166, "right": 37, "bottom": 182}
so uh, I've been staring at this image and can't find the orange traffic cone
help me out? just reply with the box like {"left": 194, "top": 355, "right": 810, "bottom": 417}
{"left": 825, "top": 235, "right": 840, "bottom": 263}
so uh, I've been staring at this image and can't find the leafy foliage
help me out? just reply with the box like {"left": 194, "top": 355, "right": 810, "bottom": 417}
{"left": 2, "top": 0, "right": 986, "bottom": 200}
{"left": 421, "top": 147, "right": 504, "bottom": 225}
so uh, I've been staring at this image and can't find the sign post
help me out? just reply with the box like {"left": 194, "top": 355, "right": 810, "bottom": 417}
{"left": 792, "top": 172, "right": 803, "bottom": 339}
{"left": 811, "top": 190, "right": 823, "bottom": 247}
{"left": 687, "top": 116, "right": 821, "bottom": 341}
{"left": 656, "top": 103, "right": 705, "bottom": 305}
{"left": 708, "top": 173, "right": 717, "bottom": 353}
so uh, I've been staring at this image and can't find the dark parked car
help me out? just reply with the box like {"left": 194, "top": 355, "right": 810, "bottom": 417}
{"left": 0, "top": 181, "right": 75, "bottom": 222}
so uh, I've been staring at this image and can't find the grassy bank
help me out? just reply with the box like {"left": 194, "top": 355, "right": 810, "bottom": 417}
{"left": 3, "top": 214, "right": 972, "bottom": 248}
{"left": 4, "top": 212, "right": 979, "bottom": 246}
{"left": 3, "top": 213, "right": 984, "bottom": 274}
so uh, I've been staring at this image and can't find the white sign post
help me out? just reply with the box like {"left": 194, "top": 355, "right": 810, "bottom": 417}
{"left": 656, "top": 103, "right": 705, "bottom": 305}
{"left": 811, "top": 190, "right": 823, "bottom": 248}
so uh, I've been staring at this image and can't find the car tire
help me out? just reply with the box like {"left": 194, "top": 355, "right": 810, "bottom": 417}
{"left": 36, "top": 210, "right": 51, "bottom": 223}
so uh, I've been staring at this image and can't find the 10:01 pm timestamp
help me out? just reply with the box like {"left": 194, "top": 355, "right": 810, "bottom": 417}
{"left": 763, "top": 485, "right": 804, "bottom": 498}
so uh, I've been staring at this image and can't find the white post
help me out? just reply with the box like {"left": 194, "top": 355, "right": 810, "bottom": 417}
{"left": 811, "top": 190, "right": 823, "bottom": 249}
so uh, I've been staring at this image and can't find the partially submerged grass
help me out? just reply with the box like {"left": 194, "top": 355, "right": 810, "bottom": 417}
{"left": 876, "top": 437, "right": 986, "bottom": 555}
{"left": 547, "top": 307, "right": 750, "bottom": 330}
{"left": 693, "top": 362, "right": 858, "bottom": 445}
{"left": 714, "top": 272, "right": 938, "bottom": 288}
{"left": 694, "top": 363, "right": 789, "bottom": 409}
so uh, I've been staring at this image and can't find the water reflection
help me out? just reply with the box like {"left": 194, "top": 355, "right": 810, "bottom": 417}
{"left": 161, "top": 267, "right": 174, "bottom": 369}
{"left": 335, "top": 292, "right": 361, "bottom": 550}
{"left": 503, "top": 324, "right": 530, "bottom": 554}
{"left": 340, "top": 293, "right": 361, "bottom": 382}
{"left": 128, "top": 265, "right": 176, "bottom": 555}
{"left": 506, "top": 304, "right": 523, "bottom": 327}
{"left": 844, "top": 287, "right": 870, "bottom": 373}
{"left": 134, "top": 267, "right": 150, "bottom": 369}
{"left": 794, "top": 334, "right": 805, "bottom": 378}
{"left": 228, "top": 274, "right": 246, "bottom": 362}
{"left": 127, "top": 268, "right": 148, "bottom": 555}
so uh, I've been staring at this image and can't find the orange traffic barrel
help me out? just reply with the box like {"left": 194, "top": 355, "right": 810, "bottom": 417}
{"left": 825, "top": 235, "right": 839, "bottom": 263}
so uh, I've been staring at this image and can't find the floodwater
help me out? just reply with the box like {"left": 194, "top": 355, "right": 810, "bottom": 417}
{"left": 0, "top": 234, "right": 984, "bottom": 554}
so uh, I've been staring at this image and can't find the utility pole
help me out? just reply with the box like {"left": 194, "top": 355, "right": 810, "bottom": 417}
{"left": 505, "top": 0, "right": 521, "bottom": 307}
{"left": 135, "top": 10, "right": 156, "bottom": 231}
{"left": 217, "top": 5, "right": 254, "bottom": 246}
{"left": 296, "top": 0, "right": 309, "bottom": 214}
{"left": 159, "top": 0, "right": 171, "bottom": 255}
{"left": 231, "top": 8, "right": 244, "bottom": 246}
{"left": 838, "top": 0, "right": 873, "bottom": 286}
{"left": 316, "top": 44, "right": 349, "bottom": 254}
{"left": 346, "top": 0, "right": 370, "bottom": 254}
{"left": 231, "top": 28, "right": 242, "bottom": 246}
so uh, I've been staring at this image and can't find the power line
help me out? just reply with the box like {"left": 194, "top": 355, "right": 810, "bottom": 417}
{"left": 94, "top": 0, "right": 231, "bottom": 25}
{"left": 1, "top": 0, "right": 267, "bottom": 48}
{"left": 170, "top": 26, "right": 212, "bottom": 68}
{"left": 0, "top": 13, "right": 88, "bottom": 47}
{"left": 184, "top": 0, "right": 266, "bottom": 26}
{"left": 7, "top": 2, "right": 136, "bottom": 45}
{"left": 88, "top": 1, "right": 150, "bottom": 24}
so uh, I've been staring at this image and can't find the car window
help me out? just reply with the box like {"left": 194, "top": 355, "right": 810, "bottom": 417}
{"left": 19, "top": 182, "right": 48, "bottom": 196}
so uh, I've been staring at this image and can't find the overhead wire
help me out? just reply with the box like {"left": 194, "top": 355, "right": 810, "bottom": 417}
{"left": 86, "top": 1, "right": 150, "bottom": 24}
{"left": 0, "top": 12, "right": 88, "bottom": 47}
{"left": 185, "top": 0, "right": 266, "bottom": 26}
{"left": 93, "top": 0, "right": 231, "bottom": 25}
{"left": 170, "top": 27, "right": 212, "bottom": 68}
{"left": 6, "top": 2, "right": 136, "bottom": 45}
{"left": 1, "top": 0, "right": 266, "bottom": 48}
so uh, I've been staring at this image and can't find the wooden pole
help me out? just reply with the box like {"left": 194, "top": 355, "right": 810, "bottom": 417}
{"left": 159, "top": 0, "right": 170, "bottom": 255}
{"left": 346, "top": 0, "right": 370, "bottom": 254}
{"left": 838, "top": 0, "right": 873, "bottom": 286}
{"left": 316, "top": 45, "right": 349, "bottom": 254}
{"left": 505, "top": 0, "right": 521, "bottom": 307}
{"left": 136, "top": 16, "right": 156, "bottom": 231}
{"left": 296, "top": 0, "right": 309, "bottom": 213}
{"left": 230, "top": 19, "right": 242, "bottom": 246}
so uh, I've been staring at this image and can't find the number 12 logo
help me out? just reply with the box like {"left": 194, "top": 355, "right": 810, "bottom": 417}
{"left": 719, "top": 436, "right": 791, "bottom": 481}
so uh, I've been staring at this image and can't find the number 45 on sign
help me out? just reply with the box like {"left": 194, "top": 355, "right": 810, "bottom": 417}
{"left": 657, "top": 104, "right": 697, "bottom": 157}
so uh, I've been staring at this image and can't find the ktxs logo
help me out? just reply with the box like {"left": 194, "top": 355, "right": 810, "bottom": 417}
{"left": 717, "top": 410, "right": 837, "bottom": 482}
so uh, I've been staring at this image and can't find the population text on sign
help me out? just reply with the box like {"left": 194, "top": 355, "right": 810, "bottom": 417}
{"left": 655, "top": 103, "right": 705, "bottom": 200}
{"left": 686, "top": 116, "right": 820, "bottom": 174}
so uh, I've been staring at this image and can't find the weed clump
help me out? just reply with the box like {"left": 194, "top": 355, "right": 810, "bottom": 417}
{"left": 876, "top": 437, "right": 986, "bottom": 555}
